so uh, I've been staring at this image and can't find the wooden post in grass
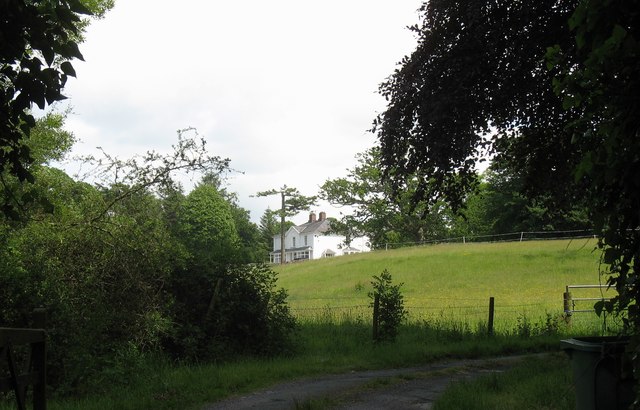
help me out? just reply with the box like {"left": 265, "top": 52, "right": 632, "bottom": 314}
{"left": 372, "top": 293, "right": 380, "bottom": 341}
{"left": 488, "top": 297, "right": 495, "bottom": 336}
{"left": 563, "top": 290, "right": 572, "bottom": 323}
{"left": 31, "top": 309, "right": 47, "bottom": 410}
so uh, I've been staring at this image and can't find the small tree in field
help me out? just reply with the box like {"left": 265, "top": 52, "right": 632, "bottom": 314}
{"left": 369, "top": 269, "right": 407, "bottom": 342}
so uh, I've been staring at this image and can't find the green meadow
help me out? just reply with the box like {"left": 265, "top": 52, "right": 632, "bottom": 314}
{"left": 276, "top": 238, "right": 616, "bottom": 332}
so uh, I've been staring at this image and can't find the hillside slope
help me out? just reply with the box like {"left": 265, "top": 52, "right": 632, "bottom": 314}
{"left": 275, "top": 239, "right": 610, "bottom": 327}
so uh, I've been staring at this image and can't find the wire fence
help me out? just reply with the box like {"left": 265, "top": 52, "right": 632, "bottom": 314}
{"left": 373, "top": 229, "right": 597, "bottom": 250}
{"left": 288, "top": 296, "right": 615, "bottom": 333}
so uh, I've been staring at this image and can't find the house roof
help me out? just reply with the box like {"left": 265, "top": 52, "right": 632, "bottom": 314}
{"left": 273, "top": 213, "right": 334, "bottom": 241}
{"left": 297, "top": 218, "right": 331, "bottom": 234}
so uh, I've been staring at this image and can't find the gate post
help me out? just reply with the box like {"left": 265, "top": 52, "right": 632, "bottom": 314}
{"left": 488, "top": 297, "right": 495, "bottom": 336}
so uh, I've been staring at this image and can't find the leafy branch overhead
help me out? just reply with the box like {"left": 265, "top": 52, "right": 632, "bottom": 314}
{"left": 74, "top": 128, "right": 232, "bottom": 223}
{"left": 255, "top": 185, "right": 317, "bottom": 218}
{"left": 0, "top": 0, "right": 114, "bottom": 217}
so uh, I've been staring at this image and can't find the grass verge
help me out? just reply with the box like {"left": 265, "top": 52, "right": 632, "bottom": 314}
{"left": 1, "top": 319, "right": 589, "bottom": 410}
{"left": 433, "top": 352, "right": 575, "bottom": 410}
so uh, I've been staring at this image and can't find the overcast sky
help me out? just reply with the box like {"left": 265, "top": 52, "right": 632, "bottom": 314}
{"left": 60, "top": 1, "right": 423, "bottom": 223}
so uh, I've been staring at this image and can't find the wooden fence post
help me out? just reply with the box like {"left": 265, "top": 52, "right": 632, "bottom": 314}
{"left": 488, "top": 297, "right": 495, "bottom": 336}
{"left": 32, "top": 308, "right": 46, "bottom": 330}
{"left": 563, "top": 291, "right": 573, "bottom": 323}
{"left": 32, "top": 308, "right": 46, "bottom": 410}
{"left": 0, "top": 309, "right": 47, "bottom": 410}
{"left": 372, "top": 293, "right": 380, "bottom": 342}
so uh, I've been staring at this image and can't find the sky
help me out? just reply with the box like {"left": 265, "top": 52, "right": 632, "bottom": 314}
{"left": 59, "top": 0, "right": 424, "bottom": 223}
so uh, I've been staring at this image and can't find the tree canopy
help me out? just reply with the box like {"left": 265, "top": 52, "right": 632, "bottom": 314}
{"left": 374, "top": 0, "right": 580, "bottom": 212}
{"left": 375, "top": 0, "right": 639, "bottom": 341}
{"left": 1, "top": 0, "right": 113, "bottom": 216}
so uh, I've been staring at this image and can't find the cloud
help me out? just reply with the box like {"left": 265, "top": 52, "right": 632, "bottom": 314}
{"left": 60, "top": 0, "right": 422, "bottom": 222}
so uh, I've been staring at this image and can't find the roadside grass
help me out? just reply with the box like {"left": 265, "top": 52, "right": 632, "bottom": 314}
{"left": 1, "top": 318, "right": 591, "bottom": 410}
{"left": 433, "top": 352, "right": 575, "bottom": 410}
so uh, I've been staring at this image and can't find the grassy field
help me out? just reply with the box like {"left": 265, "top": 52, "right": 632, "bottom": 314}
{"left": 276, "top": 238, "right": 616, "bottom": 332}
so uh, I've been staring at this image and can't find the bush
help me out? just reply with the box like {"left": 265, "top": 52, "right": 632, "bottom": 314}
{"left": 369, "top": 269, "right": 407, "bottom": 342}
{"left": 164, "top": 263, "right": 296, "bottom": 360}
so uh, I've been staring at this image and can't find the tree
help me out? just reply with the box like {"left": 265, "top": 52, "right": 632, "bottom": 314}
{"left": 197, "top": 172, "right": 264, "bottom": 263}
{"left": 0, "top": 116, "right": 181, "bottom": 391}
{"left": 258, "top": 208, "right": 282, "bottom": 256}
{"left": 179, "top": 183, "right": 240, "bottom": 267}
{"left": 373, "top": 0, "right": 580, "bottom": 213}
{"left": 254, "top": 186, "right": 316, "bottom": 263}
{"left": 0, "top": 0, "right": 113, "bottom": 217}
{"left": 0, "top": 121, "right": 235, "bottom": 392}
{"left": 320, "top": 147, "right": 454, "bottom": 248}
{"left": 454, "top": 166, "right": 591, "bottom": 236}
{"left": 547, "top": 0, "right": 640, "bottom": 343}
{"left": 374, "top": 0, "right": 639, "bottom": 358}
{"left": 0, "top": 111, "right": 76, "bottom": 218}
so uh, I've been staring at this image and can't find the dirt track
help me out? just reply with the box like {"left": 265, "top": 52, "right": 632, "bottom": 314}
{"left": 203, "top": 354, "right": 541, "bottom": 410}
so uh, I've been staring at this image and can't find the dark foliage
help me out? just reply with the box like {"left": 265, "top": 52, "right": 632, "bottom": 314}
{"left": 164, "top": 264, "right": 296, "bottom": 360}
{"left": 374, "top": 0, "right": 580, "bottom": 212}
{"left": 369, "top": 269, "right": 407, "bottom": 342}
{"left": 1, "top": 0, "right": 91, "bottom": 216}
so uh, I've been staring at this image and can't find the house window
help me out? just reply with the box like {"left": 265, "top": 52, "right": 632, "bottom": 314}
{"left": 304, "top": 235, "right": 308, "bottom": 246}
{"left": 293, "top": 250, "right": 310, "bottom": 260}
{"left": 293, "top": 237, "right": 296, "bottom": 247}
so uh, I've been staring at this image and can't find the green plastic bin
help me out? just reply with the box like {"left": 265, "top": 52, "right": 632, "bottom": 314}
{"left": 561, "top": 336, "right": 634, "bottom": 410}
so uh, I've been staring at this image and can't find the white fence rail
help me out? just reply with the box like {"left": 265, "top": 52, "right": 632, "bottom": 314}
{"left": 563, "top": 284, "right": 611, "bottom": 314}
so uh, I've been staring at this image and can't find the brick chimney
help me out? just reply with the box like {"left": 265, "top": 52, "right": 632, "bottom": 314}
{"left": 309, "top": 212, "right": 317, "bottom": 223}
{"left": 319, "top": 211, "right": 326, "bottom": 221}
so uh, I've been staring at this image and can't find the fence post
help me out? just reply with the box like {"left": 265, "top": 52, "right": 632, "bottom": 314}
{"left": 32, "top": 308, "right": 47, "bottom": 410}
{"left": 372, "top": 293, "right": 380, "bottom": 342}
{"left": 488, "top": 297, "right": 495, "bottom": 336}
{"left": 33, "top": 308, "right": 46, "bottom": 329}
{"left": 563, "top": 290, "right": 573, "bottom": 322}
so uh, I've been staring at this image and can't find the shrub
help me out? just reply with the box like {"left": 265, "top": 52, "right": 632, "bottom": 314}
{"left": 369, "top": 269, "right": 407, "bottom": 342}
{"left": 164, "top": 263, "right": 296, "bottom": 360}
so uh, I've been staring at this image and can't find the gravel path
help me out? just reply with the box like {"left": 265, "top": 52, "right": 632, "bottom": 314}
{"left": 203, "top": 354, "right": 541, "bottom": 410}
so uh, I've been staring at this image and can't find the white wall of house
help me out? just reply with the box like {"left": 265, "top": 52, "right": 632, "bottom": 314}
{"left": 347, "top": 236, "right": 371, "bottom": 253}
{"left": 270, "top": 212, "right": 371, "bottom": 263}
{"left": 312, "top": 234, "right": 343, "bottom": 259}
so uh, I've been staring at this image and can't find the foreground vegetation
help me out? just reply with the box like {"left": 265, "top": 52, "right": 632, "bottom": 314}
{"left": 2, "top": 318, "right": 580, "bottom": 410}
{"left": 433, "top": 353, "right": 574, "bottom": 410}
{"left": 2, "top": 239, "right": 616, "bottom": 409}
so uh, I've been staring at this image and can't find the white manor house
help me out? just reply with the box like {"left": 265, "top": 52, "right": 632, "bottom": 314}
{"left": 269, "top": 212, "right": 370, "bottom": 263}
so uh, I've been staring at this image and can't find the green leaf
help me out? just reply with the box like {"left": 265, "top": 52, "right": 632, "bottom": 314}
{"left": 611, "top": 24, "right": 627, "bottom": 44}
{"left": 60, "top": 61, "right": 77, "bottom": 77}
{"left": 68, "top": 0, "right": 94, "bottom": 15}
{"left": 594, "top": 300, "right": 605, "bottom": 316}
{"left": 603, "top": 247, "right": 621, "bottom": 264}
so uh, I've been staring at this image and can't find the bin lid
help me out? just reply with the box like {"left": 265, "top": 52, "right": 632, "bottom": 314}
{"left": 560, "top": 336, "right": 630, "bottom": 353}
